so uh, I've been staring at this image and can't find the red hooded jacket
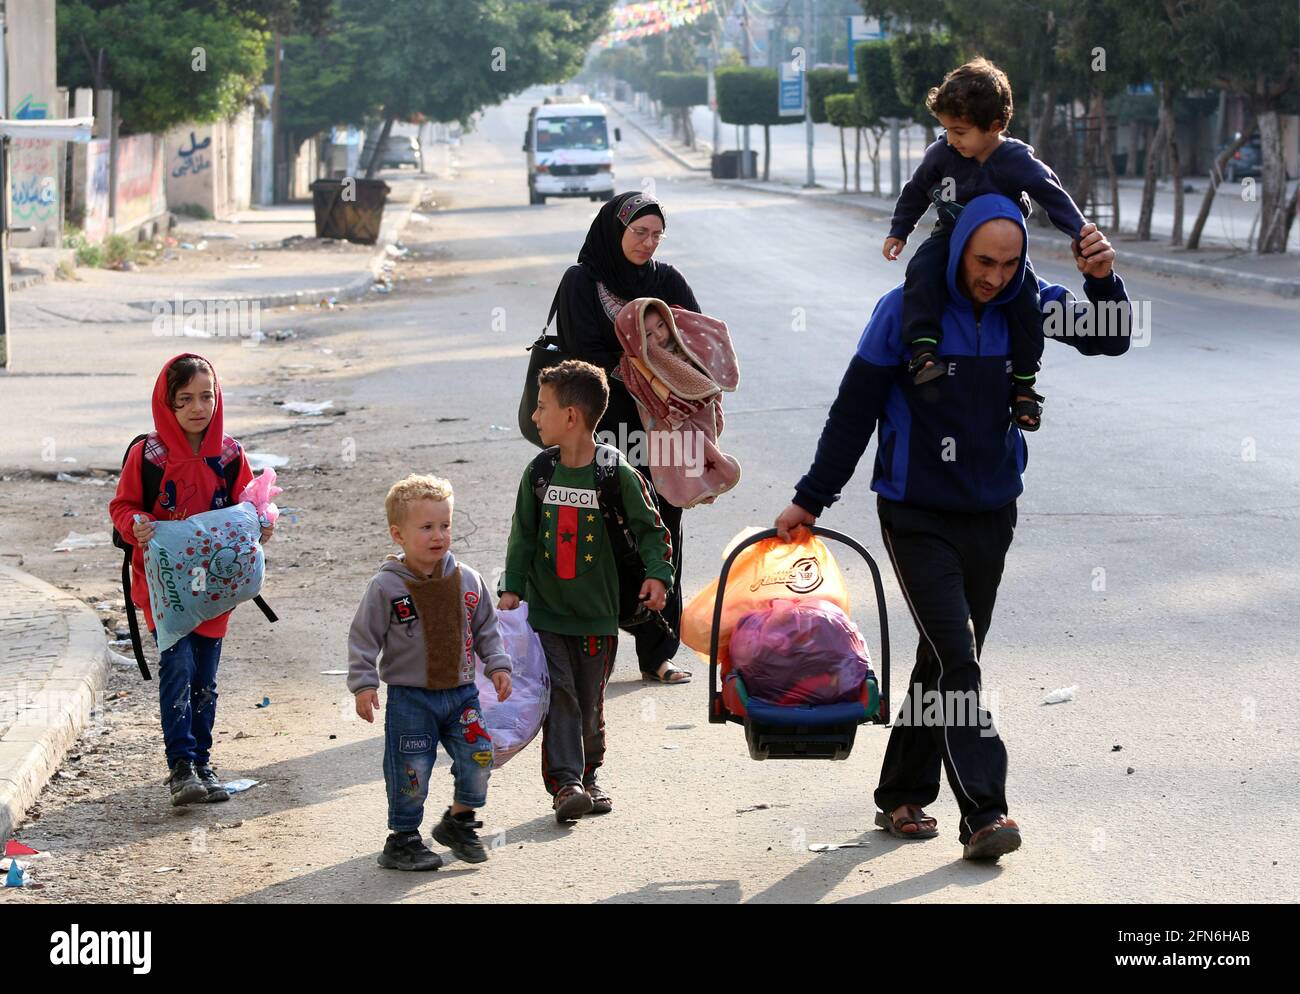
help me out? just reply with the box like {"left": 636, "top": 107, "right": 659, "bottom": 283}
{"left": 108, "top": 353, "right": 253, "bottom": 638}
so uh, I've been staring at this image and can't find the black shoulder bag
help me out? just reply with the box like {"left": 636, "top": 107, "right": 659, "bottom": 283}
{"left": 517, "top": 288, "right": 570, "bottom": 448}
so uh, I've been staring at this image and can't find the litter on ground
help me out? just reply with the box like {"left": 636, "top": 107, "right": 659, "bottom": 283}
{"left": 1042, "top": 685, "right": 1078, "bottom": 705}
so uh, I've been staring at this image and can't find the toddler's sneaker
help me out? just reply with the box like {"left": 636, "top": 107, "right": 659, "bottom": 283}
{"left": 432, "top": 807, "right": 488, "bottom": 864}
{"left": 377, "top": 831, "right": 442, "bottom": 871}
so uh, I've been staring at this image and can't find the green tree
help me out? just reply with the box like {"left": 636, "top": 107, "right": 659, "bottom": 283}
{"left": 855, "top": 40, "right": 909, "bottom": 122}
{"left": 826, "top": 91, "right": 886, "bottom": 194}
{"left": 278, "top": 0, "right": 614, "bottom": 179}
{"left": 656, "top": 71, "right": 707, "bottom": 147}
{"left": 716, "top": 66, "right": 797, "bottom": 181}
{"left": 863, "top": 1, "right": 1082, "bottom": 156}
{"left": 57, "top": 0, "right": 268, "bottom": 134}
{"left": 808, "top": 68, "right": 853, "bottom": 125}
{"left": 888, "top": 30, "right": 959, "bottom": 142}
{"left": 1166, "top": 0, "right": 1299, "bottom": 253}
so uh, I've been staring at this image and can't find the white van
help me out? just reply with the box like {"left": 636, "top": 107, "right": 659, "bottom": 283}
{"left": 523, "top": 100, "right": 621, "bottom": 205}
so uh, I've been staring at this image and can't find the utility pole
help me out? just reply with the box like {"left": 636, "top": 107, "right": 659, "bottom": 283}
{"left": 740, "top": 0, "right": 751, "bottom": 177}
{"left": 271, "top": 29, "right": 283, "bottom": 202}
{"left": 803, "top": 0, "right": 814, "bottom": 187}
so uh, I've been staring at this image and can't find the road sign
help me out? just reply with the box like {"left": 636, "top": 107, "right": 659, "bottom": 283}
{"left": 778, "top": 62, "right": 805, "bottom": 118}
{"left": 846, "top": 15, "right": 885, "bottom": 83}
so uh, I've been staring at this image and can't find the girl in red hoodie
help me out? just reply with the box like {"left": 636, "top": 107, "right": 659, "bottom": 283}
{"left": 109, "top": 353, "right": 273, "bottom": 806}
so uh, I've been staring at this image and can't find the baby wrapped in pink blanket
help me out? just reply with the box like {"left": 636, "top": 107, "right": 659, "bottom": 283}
{"left": 614, "top": 298, "right": 741, "bottom": 509}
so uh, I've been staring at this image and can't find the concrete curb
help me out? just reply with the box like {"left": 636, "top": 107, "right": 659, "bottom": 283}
{"left": 608, "top": 104, "right": 711, "bottom": 173}
{"left": 123, "top": 178, "right": 433, "bottom": 315}
{"left": 0, "top": 565, "right": 109, "bottom": 845}
{"left": 710, "top": 178, "right": 1300, "bottom": 297}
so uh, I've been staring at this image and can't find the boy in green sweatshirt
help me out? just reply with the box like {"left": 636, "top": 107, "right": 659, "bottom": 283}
{"left": 499, "top": 360, "right": 674, "bottom": 824}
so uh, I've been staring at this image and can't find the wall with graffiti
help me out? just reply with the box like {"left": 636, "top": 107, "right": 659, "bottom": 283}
{"left": 6, "top": 1, "right": 62, "bottom": 248}
{"left": 8, "top": 92, "right": 63, "bottom": 248}
{"left": 115, "top": 134, "right": 168, "bottom": 231}
{"left": 79, "top": 139, "right": 113, "bottom": 244}
{"left": 163, "top": 109, "right": 254, "bottom": 220}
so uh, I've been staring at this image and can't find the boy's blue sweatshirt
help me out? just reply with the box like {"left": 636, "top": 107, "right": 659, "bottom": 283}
{"left": 890, "top": 135, "right": 1086, "bottom": 242}
{"left": 796, "top": 194, "right": 1130, "bottom": 516}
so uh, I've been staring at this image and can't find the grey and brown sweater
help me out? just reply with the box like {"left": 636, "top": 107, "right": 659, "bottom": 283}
{"left": 347, "top": 552, "right": 511, "bottom": 695}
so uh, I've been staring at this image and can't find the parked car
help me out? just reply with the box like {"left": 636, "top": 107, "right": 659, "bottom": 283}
{"left": 362, "top": 134, "right": 423, "bottom": 171}
{"left": 1217, "top": 133, "right": 1262, "bottom": 182}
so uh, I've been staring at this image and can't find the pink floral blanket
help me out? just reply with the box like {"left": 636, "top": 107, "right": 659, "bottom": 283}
{"left": 614, "top": 298, "right": 741, "bottom": 509}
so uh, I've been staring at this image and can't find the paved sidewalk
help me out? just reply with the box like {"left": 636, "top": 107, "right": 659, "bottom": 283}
{"left": 10, "top": 167, "right": 436, "bottom": 324}
{"left": 616, "top": 99, "right": 1300, "bottom": 297}
{"left": 0, "top": 564, "right": 108, "bottom": 844}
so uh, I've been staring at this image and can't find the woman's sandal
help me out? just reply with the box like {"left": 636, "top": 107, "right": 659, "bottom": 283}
{"left": 874, "top": 805, "right": 939, "bottom": 840}
{"left": 586, "top": 784, "right": 613, "bottom": 815}
{"left": 962, "top": 815, "right": 1022, "bottom": 861}
{"left": 642, "top": 664, "right": 692, "bottom": 684}
{"left": 908, "top": 348, "right": 946, "bottom": 385}
{"left": 1013, "top": 388, "right": 1045, "bottom": 432}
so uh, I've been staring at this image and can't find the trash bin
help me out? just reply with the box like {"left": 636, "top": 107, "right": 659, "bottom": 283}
{"left": 711, "top": 150, "right": 758, "bottom": 180}
{"left": 309, "top": 178, "right": 391, "bottom": 245}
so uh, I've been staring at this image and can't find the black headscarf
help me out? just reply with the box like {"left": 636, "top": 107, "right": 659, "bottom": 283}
{"left": 576, "top": 191, "right": 666, "bottom": 300}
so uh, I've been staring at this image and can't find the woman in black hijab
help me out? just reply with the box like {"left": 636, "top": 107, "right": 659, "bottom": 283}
{"left": 554, "top": 191, "right": 700, "bottom": 684}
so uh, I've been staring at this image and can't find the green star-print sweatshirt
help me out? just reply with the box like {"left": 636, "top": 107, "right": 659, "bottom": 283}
{"left": 503, "top": 453, "right": 674, "bottom": 636}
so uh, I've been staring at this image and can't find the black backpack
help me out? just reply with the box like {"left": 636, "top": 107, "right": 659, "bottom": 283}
{"left": 526, "top": 443, "right": 674, "bottom": 637}
{"left": 110, "top": 434, "right": 277, "bottom": 680}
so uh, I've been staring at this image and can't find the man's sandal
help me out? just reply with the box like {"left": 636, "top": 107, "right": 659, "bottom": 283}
{"left": 908, "top": 349, "right": 946, "bottom": 385}
{"left": 586, "top": 784, "right": 613, "bottom": 815}
{"left": 874, "top": 805, "right": 939, "bottom": 840}
{"left": 1012, "top": 388, "right": 1044, "bottom": 432}
{"left": 962, "top": 816, "right": 1022, "bottom": 861}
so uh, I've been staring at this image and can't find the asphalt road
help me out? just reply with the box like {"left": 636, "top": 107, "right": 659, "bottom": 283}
{"left": 6, "top": 86, "right": 1298, "bottom": 903}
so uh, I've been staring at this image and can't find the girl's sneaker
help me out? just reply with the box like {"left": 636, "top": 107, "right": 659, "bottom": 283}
{"left": 432, "top": 808, "right": 488, "bottom": 864}
{"left": 167, "top": 760, "right": 208, "bottom": 807}
{"left": 377, "top": 831, "right": 442, "bottom": 871}
{"left": 195, "top": 766, "right": 230, "bottom": 803}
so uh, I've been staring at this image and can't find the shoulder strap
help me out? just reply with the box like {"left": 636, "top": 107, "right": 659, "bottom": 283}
{"left": 543, "top": 286, "right": 560, "bottom": 333}
{"left": 528, "top": 446, "right": 563, "bottom": 502}
{"left": 591, "top": 445, "right": 642, "bottom": 564}
{"left": 592, "top": 444, "right": 625, "bottom": 516}
{"left": 120, "top": 551, "right": 152, "bottom": 681}
{"left": 138, "top": 437, "right": 164, "bottom": 518}
{"left": 223, "top": 452, "right": 241, "bottom": 497}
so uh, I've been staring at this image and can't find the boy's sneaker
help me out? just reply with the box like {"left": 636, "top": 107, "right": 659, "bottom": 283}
{"left": 432, "top": 807, "right": 489, "bottom": 864}
{"left": 553, "top": 784, "right": 594, "bottom": 824}
{"left": 167, "top": 760, "right": 208, "bottom": 807}
{"left": 377, "top": 831, "right": 442, "bottom": 871}
{"left": 195, "top": 766, "right": 230, "bottom": 803}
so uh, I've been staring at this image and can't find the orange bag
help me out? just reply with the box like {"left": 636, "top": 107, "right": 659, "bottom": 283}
{"left": 681, "top": 527, "right": 851, "bottom": 665}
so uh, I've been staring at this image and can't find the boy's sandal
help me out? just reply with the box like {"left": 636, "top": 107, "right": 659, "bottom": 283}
{"left": 1012, "top": 388, "right": 1044, "bottom": 432}
{"left": 642, "top": 664, "right": 692, "bottom": 684}
{"left": 908, "top": 350, "right": 946, "bottom": 385}
{"left": 874, "top": 805, "right": 939, "bottom": 840}
{"left": 962, "top": 816, "right": 1022, "bottom": 861}
{"left": 586, "top": 785, "right": 613, "bottom": 815}
{"left": 554, "top": 785, "right": 594, "bottom": 823}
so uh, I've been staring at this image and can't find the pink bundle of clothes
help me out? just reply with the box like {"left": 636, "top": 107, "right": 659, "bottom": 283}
{"left": 614, "top": 297, "right": 741, "bottom": 509}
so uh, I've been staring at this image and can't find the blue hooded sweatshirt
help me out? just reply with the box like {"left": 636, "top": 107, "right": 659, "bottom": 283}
{"left": 794, "top": 194, "right": 1131, "bottom": 516}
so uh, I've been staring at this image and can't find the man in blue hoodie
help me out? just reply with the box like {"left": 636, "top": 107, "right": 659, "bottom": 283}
{"left": 775, "top": 193, "right": 1131, "bottom": 861}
